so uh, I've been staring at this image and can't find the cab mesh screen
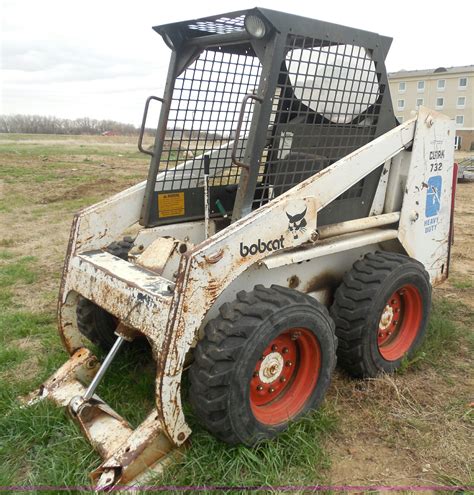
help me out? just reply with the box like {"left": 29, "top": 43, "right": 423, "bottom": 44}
{"left": 253, "top": 35, "right": 384, "bottom": 208}
{"left": 156, "top": 47, "right": 261, "bottom": 192}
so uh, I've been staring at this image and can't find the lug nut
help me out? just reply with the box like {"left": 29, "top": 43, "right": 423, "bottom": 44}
{"left": 257, "top": 385, "right": 263, "bottom": 391}
{"left": 280, "top": 376, "right": 286, "bottom": 383}
{"left": 282, "top": 347, "right": 289, "bottom": 354}
{"left": 286, "top": 360, "right": 293, "bottom": 367}
{"left": 253, "top": 371, "right": 258, "bottom": 378}
{"left": 391, "top": 299, "right": 396, "bottom": 304}
{"left": 269, "top": 387, "right": 275, "bottom": 393}
{"left": 271, "top": 344, "right": 278, "bottom": 351}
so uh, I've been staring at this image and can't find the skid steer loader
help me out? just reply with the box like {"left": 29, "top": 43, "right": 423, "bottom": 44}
{"left": 24, "top": 8, "right": 456, "bottom": 489}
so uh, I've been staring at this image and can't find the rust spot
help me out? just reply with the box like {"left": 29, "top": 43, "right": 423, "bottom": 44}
{"left": 304, "top": 272, "right": 341, "bottom": 306}
{"left": 206, "top": 279, "right": 220, "bottom": 301}
{"left": 85, "top": 357, "right": 98, "bottom": 369}
{"left": 204, "top": 249, "right": 224, "bottom": 264}
{"left": 305, "top": 271, "right": 340, "bottom": 293}
{"left": 288, "top": 275, "right": 300, "bottom": 289}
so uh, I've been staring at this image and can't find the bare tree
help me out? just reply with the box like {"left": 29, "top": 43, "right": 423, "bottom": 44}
{"left": 0, "top": 114, "right": 138, "bottom": 135}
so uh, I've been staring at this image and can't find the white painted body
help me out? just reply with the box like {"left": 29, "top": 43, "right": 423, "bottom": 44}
{"left": 29, "top": 107, "right": 455, "bottom": 488}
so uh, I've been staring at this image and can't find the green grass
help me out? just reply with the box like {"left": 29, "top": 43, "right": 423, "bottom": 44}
{"left": 0, "top": 239, "right": 15, "bottom": 248}
{"left": 0, "top": 256, "right": 37, "bottom": 288}
{"left": 154, "top": 405, "right": 335, "bottom": 490}
{"left": 0, "top": 312, "right": 55, "bottom": 345}
{"left": 0, "top": 142, "right": 146, "bottom": 160}
{"left": 0, "top": 193, "right": 31, "bottom": 212}
{"left": 0, "top": 251, "right": 15, "bottom": 260}
{"left": 0, "top": 251, "right": 98, "bottom": 490}
{"left": 0, "top": 392, "right": 100, "bottom": 490}
{"left": 0, "top": 347, "right": 28, "bottom": 372}
{"left": 451, "top": 277, "right": 474, "bottom": 290}
{"left": 398, "top": 297, "right": 472, "bottom": 374}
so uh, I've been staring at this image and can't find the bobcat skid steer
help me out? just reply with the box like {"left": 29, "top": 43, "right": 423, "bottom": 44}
{"left": 24, "top": 8, "right": 456, "bottom": 489}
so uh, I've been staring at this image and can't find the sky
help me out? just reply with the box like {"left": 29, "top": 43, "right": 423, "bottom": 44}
{"left": 1, "top": 0, "right": 472, "bottom": 126}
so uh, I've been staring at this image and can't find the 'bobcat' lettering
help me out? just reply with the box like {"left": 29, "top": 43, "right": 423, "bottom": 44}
{"left": 240, "top": 236, "right": 285, "bottom": 257}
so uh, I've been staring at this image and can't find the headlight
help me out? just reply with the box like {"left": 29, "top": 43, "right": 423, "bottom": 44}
{"left": 244, "top": 15, "right": 267, "bottom": 39}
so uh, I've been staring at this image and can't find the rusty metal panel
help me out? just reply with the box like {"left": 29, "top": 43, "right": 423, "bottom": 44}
{"left": 135, "top": 237, "right": 177, "bottom": 273}
{"left": 92, "top": 412, "right": 175, "bottom": 488}
{"left": 398, "top": 107, "right": 455, "bottom": 284}
{"left": 74, "top": 181, "right": 146, "bottom": 254}
{"left": 66, "top": 254, "right": 172, "bottom": 339}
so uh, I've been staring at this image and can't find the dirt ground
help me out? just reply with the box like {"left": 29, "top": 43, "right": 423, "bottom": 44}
{"left": 0, "top": 134, "right": 472, "bottom": 489}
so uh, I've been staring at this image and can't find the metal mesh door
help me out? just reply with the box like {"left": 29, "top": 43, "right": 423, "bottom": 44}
{"left": 155, "top": 48, "right": 261, "bottom": 193}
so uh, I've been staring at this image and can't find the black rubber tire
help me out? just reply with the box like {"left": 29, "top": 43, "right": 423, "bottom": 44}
{"left": 76, "top": 298, "right": 117, "bottom": 350}
{"left": 76, "top": 237, "right": 134, "bottom": 350}
{"left": 189, "top": 285, "right": 337, "bottom": 446}
{"left": 330, "top": 251, "right": 431, "bottom": 378}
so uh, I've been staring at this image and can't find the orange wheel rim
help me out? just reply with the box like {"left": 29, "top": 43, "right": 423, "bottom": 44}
{"left": 249, "top": 327, "right": 321, "bottom": 425}
{"left": 377, "top": 284, "right": 423, "bottom": 361}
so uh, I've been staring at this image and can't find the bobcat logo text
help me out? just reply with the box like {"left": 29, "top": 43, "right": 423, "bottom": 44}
{"left": 239, "top": 236, "right": 285, "bottom": 257}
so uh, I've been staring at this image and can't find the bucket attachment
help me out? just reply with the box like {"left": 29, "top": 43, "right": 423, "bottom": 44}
{"left": 22, "top": 347, "right": 180, "bottom": 489}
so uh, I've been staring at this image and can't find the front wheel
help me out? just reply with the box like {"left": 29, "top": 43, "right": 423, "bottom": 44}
{"left": 331, "top": 251, "right": 431, "bottom": 378}
{"left": 189, "top": 285, "right": 337, "bottom": 446}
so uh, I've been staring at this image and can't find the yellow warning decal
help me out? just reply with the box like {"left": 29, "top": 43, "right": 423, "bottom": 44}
{"left": 158, "top": 192, "right": 185, "bottom": 218}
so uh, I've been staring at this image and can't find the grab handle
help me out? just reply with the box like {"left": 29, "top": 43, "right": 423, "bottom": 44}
{"left": 138, "top": 96, "right": 164, "bottom": 157}
{"left": 231, "top": 94, "right": 263, "bottom": 170}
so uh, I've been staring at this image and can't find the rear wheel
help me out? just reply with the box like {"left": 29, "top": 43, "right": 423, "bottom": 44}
{"left": 189, "top": 285, "right": 337, "bottom": 446}
{"left": 331, "top": 251, "right": 431, "bottom": 377}
{"left": 76, "top": 237, "right": 133, "bottom": 350}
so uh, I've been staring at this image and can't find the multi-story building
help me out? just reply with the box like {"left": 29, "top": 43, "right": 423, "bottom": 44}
{"left": 388, "top": 66, "right": 473, "bottom": 151}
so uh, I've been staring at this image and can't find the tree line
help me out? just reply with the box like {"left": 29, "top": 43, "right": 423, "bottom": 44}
{"left": 0, "top": 114, "right": 141, "bottom": 135}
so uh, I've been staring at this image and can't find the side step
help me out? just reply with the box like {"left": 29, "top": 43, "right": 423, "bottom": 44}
{"left": 22, "top": 348, "right": 179, "bottom": 489}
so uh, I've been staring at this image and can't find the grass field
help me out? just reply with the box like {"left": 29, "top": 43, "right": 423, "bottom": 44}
{"left": 0, "top": 133, "right": 472, "bottom": 493}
